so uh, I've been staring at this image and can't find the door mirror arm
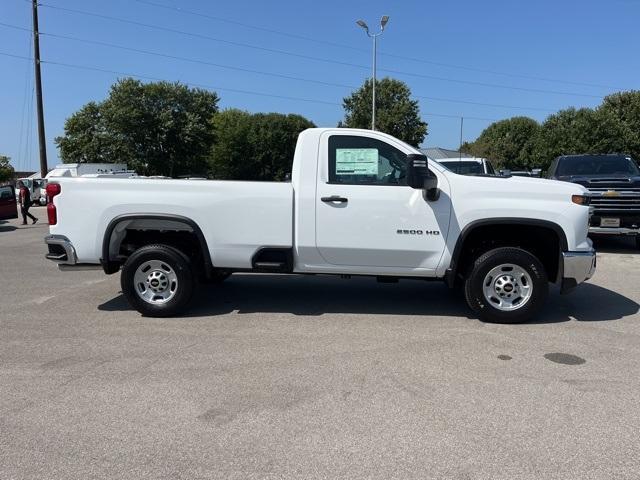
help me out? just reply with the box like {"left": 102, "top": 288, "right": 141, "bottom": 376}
{"left": 423, "top": 175, "right": 440, "bottom": 201}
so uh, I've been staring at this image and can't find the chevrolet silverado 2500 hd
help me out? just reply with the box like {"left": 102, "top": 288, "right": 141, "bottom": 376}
{"left": 44, "top": 128, "right": 596, "bottom": 323}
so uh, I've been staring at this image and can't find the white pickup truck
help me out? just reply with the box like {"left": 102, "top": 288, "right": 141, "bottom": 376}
{"left": 45, "top": 128, "right": 596, "bottom": 323}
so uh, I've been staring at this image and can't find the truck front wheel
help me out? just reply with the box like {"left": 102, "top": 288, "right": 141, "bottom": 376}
{"left": 464, "top": 247, "right": 548, "bottom": 324}
{"left": 121, "top": 244, "right": 195, "bottom": 317}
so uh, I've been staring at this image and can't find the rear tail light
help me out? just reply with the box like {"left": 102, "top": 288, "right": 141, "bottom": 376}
{"left": 46, "top": 183, "right": 61, "bottom": 225}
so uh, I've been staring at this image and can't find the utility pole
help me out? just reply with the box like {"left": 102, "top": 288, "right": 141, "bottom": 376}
{"left": 32, "top": 0, "right": 48, "bottom": 178}
{"left": 459, "top": 116, "right": 464, "bottom": 161}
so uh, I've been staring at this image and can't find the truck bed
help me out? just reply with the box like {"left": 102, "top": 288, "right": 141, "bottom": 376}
{"left": 50, "top": 177, "right": 293, "bottom": 268}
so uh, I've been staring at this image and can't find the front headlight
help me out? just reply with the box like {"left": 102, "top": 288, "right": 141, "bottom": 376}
{"left": 571, "top": 194, "right": 591, "bottom": 206}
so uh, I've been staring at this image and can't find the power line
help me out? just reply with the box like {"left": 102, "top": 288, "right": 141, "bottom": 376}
{"left": 36, "top": 4, "right": 369, "bottom": 69}
{"left": 39, "top": 30, "right": 356, "bottom": 90}
{"left": 0, "top": 22, "right": 31, "bottom": 33}
{"left": 0, "top": 22, "right": 555, "bottom": 113}
{"left": 35, "top": 3, "right": 606, "bottom": 99}
{"left": 130, "top": 0, "right": 624, "bottom": 91}
{"left": 131, "top": 0, "right": 365, "bottom": 54}
{"left": 379, "top": 67, "right": 603, "bottom": 98}
{"left": 416, "top": 95, "right": 553, "bottom": 112}
{"left": 10, "top": 25, "right": 555, "bottom": 112}
{"left": 0, "top": 51, "right": 498, "bottom": 121}
{"left": 0, "top": 51, "right": 340, "bottom": 106}
{"left": 377, "top": 53, "right": 623, "bottom": 91}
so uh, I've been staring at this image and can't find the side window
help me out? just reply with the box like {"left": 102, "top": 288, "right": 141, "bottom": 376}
{"left": 0, "top": 186, "right": 13, "bottom": 200}
{"left": 328, "top": 135, "right": 407, "bottom": 185}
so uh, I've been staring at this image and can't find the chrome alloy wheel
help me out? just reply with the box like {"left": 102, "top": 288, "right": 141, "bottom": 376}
{"left": 482, "top": 263, "right": 533, "bottom": 311}
{"left": 133, "top": 260, "right": 179, "bottom": 304}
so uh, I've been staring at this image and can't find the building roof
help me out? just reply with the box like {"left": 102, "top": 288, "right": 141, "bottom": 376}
{"left": 11, "top": 171, "right": 37, "bottom": 180}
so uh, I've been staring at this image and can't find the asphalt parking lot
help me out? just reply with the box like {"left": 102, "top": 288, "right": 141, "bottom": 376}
{"left": 1, "top": 208, "right": 640, "bottom": 479}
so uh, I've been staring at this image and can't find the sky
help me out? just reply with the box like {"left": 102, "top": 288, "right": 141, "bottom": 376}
{"left": 1, "top": 0, "right": 639, "bottom": 172}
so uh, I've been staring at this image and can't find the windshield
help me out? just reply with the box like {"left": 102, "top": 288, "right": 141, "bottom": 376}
{"left": 439, "top": 161, "right": 484, "bottom": 175}
{"left": 557, "top": 155, "right": 640, "bottom": 176}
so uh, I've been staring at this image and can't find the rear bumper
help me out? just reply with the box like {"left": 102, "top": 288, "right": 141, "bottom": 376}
{"left": 45, "top": 234, "right": 101, "bottom": 270}
{"left": 560, "top": 249, "right": 596, "bottom": 294}
{"left": 45, "top": 234, "right": 77, "bottom": 264}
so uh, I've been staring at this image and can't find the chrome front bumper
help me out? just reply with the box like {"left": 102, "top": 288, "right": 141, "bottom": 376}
{"left": 589, "top": 226, "right": 640, "bottom": 236}
{"left": 560, "top": 249, "right": 596, "bottom": 294}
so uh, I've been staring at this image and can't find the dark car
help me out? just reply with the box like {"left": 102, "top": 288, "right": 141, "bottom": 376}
{"left": 547, "top": 154, "right": 640, "bottom": 248}
{"left": 0, "top": 184, "right": 18, "bottom": 221}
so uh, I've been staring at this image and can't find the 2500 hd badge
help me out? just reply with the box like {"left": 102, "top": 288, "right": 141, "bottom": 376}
{"left": 396, "top": 229, "right": 440, "bottom": 235}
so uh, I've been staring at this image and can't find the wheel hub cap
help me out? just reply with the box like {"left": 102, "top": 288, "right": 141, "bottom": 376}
{"left": 133, "top": 260, "right": 179, "bottom": 304}
{"left": 482, "top": 264, "right": 533, "bottom": 311}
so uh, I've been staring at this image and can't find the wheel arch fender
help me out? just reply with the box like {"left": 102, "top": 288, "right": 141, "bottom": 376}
{"left": 445, "top": 218, "right": 568, "bottom": 287}
{"left": 101, "top": 214, "right": 213, "bottom": 277}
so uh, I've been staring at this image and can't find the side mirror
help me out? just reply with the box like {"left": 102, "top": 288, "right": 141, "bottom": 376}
{"left": 406, "top": 154, "right": 439, "bottom": 200}
{"left": 406, "top": 154, "right": 430, "bottom": 189}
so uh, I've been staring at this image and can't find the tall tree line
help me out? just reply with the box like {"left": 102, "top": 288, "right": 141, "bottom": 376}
{"left": 461, "top": 91, "right": 640, "bottom": 170}
{"left": 55, "top": 77, "right": 429, "bottom": 180}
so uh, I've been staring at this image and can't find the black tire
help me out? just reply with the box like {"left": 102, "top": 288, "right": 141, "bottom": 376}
{"left": 121, "top": 244, "right": 195, "bottom": 317}
{"left": 464, "top": 247, "right": 548, "bottom": 324}
{"left": 636, "top": 236, "right": 640, "bottom": 250}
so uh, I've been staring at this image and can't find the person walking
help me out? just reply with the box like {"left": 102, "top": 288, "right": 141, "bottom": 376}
{"left": 17, "top": 180, "right": 37, "bottom": 225}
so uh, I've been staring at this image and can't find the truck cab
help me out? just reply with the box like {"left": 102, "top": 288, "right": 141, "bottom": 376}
{"left": 44, "top": 128, "right": 596, "bottom": 323}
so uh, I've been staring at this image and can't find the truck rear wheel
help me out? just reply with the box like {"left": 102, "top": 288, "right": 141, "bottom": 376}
{"left": 464, "top": 247, "right": 548, "bottom": 324}
{"left": 121, "top": 244, "right": 195, "bottom": 317}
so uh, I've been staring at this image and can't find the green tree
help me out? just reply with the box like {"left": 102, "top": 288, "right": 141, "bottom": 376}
{"left": 56, "top": 78, "right": 219, "bottom": 177}
{"left": 209, "top": 109, "right": 315, "bottom": 181}
{"left": 459, "top": 141, "right": 475, "bottom": 155}
{"left": 0, "top": 155, "right": 14, "bottom": 183}
{"left": 461, "top": 90, "right": 640, "bottom": 171}
{"left": 463, "top": 117, "right": 540, "bottom": 169}
{"left": 341, "top": 78, "right": 427, "bottom": 146}
{"left": 597, "top": 90, "right": 640, "bottom": 160}
{"left": 527, "top": 107, "right": 622, "bottom": 169}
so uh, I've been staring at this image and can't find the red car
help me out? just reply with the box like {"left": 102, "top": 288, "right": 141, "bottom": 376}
{"left": 0, "top": 184, "right": 18, "bottom": 221}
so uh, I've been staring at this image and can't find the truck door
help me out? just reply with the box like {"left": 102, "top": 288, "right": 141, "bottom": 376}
{"left": 0, "top": 185, "right": 18, "bottom": 221}
{"left": 315, "top": 132, "right": 451, "bottom": 271}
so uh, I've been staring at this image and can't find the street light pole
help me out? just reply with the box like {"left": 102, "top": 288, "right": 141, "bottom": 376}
{"left": 356, "top": 15, "right": 389, "bottom": 131}
{"left": 372, "top": 33, "right": 377, "bottom": 131}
